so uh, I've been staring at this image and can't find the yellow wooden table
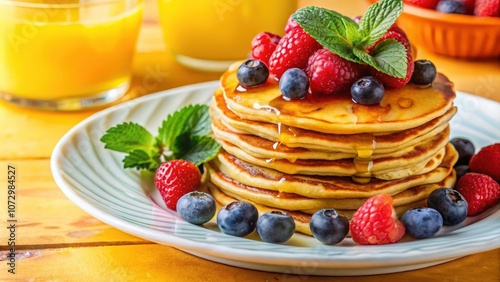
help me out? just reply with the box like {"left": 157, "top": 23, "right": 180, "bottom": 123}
{"left": 1, "top": 1, "right": 499, "bottom": 281}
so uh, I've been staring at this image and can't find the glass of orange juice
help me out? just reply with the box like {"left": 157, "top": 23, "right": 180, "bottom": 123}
{"left": 0, "top": 0, "right": 143, "bottom": 111}
{"left": 157, "top": 0, "right": 298, "bottom": 72}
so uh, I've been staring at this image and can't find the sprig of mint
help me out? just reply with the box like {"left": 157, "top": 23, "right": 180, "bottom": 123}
{"left": 292, "top": 0, "right": 406, "bottom": 78}
{"left": 100, "top": 104, "right": 221, "bottom": 172}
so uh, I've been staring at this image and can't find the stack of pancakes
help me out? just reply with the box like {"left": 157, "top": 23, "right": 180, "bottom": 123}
{"left": 206, "top": 63, "right": 458, "bottom": 235}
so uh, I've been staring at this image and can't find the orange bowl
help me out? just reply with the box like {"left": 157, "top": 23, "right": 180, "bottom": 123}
{"left": 367, "top": 1, "right": 500, "bottom": 60}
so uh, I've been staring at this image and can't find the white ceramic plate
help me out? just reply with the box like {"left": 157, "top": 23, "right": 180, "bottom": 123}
{"left": 51, "top": 81, "right": 500, "bottom": 276}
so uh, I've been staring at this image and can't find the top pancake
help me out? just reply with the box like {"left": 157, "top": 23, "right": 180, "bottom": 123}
{"left": 211, "top": 89, "right": 457, "bottom": 156}
{"left": 221, "top": 62, "right": 456, "bottom": 134}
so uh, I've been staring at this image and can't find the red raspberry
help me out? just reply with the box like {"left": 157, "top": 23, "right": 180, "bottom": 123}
{"left": 251, "top": 32, "right": 281, "bottom": 66}
{"left": 469, "top": 143, "right": 500, "bottom": 181}
{"left": 367, "top": 31, "right": 411, "bottom": 53}
{"left": 388, "top": 23, "right": 409, "bottom": 42}
{"left": 284, "top": 16, "right": 300, "bottom": 33}
{"left": 474, "top": 0, "right": 500, "bottom": 17}
{"left": 455, "top": 173, "right": 500, "bottom": 216}
{"left": 268, "top": 27, "right": 322, "bottom": 79}
{"left": 154, "top": 160, "right": 201, "bottom": 211}
{"left": 368, "top": 31, "right": 414, "bottom": 88}
{"left": 350, "top": 194, "right": 406, "bottom": 245}
{"left": 404, "top": 0, "right": 440, "bottom": 9}
{"left": 306, "top": 48, "right": 365, "bottom": 95}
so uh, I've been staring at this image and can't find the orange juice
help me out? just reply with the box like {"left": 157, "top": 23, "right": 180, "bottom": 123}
{"left": 0, "top": 0, "right": 143, "bottom": 109}
{"left": 157, "top": 0, "right": 297, "bottom": 71}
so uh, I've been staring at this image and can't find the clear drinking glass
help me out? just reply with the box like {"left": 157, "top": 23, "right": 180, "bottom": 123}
{"left": 0, "top": 0, "right": 144, "bottom": 111}
{"left": 157, "top": 0, "right": 298, "bottom": 72}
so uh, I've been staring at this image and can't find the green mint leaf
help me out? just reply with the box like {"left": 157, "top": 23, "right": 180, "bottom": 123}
{"left": 292, "top": 6, "right": 363, "bottom": 63}
{"left": 123, "top": 149, "right": 159, "bottom": 171}
{"left": 359, "top": 0, "right": 403, "bottom": 46}
{"left": 371, "top": 39, "right": 408, "bottom": 78}
{"left": 170, "top": 132, "right": 192, "bottom": 155}
{"left": 100, "top": 122, "right": 155, "bottom": 153}
{"left": 101, "top": 103, "right": 220, "bottom": 172}
{"left": 291, "top": 1, "right": 407, "bottom": 78}
{"left": 176, "top": 135, "right": 221, "bottom": 166}
{"left": 353, "top": 39, "right": 407, "bottom": 78}
{"left": 344, "top": 18, "right": 364, "bottom": 45}
{"left": 157, "top": 104, "right": 211, "bottom": 148}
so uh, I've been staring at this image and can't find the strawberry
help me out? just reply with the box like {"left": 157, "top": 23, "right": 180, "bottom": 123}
{"left": 469, "top": 143, "right": 500, "bottom": 181}
{"left": 404, "top": 0, "right": 440, "bottom": 9}
{"left": 474, "top": 0, "right": 500, "bottom": 17}
{"left": 368, "top": 31, "right": 414, "bottom": 88}
{"left": 455, "top": 173, "right": 500, "bottom": 216}
{"left": 154, "top": 160, "right": 202, "bottom": 211}
{"left": 306, "top": 48, "right": 365, "bottom": 95}
{"left": 268, "top": 27, "right": 322, "bottom": 79}
{"left": 251, "top": 32, "right": 281, "bottom": 66}
{"left": 349, "top": 194, "right": 406, "bottom": 245}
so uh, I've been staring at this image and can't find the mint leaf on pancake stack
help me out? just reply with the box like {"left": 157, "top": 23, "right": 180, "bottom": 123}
{"left": 293, "top": 0, "right": 407, "bottom": 78}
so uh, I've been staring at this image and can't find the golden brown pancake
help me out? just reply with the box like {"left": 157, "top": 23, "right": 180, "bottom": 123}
{"left": 212, "top": 118, "right": 356, "bottom": 161}
{"left": 206, "top": 147, "right": 456, "bottom": 211}
{"left": 215, "top": 126, "right": 450, "bottom": 179}
{"left": 207, "top": 178, "right": 453, "bottom": 236}
{"left": 209, "top": 143, "right": 456, "bottom": 199}
{"left": 212, "top": 113, "right": 452, "bottom": 164}
{"left": 220, "top": 61, "right": 456, "bottom": 134}
{"left": 211, "top": 88, "right": 457, "bottom": 156}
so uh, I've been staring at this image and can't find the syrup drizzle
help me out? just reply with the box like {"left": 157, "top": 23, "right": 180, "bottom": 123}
{"left": 253, "top": 102, "right": 282, "bottom": 163}
{"left": 227, "top": 71, "right": 454, "bottom": 185}
{"left": 250, "top": 89, "right": 379, "bottom": 181}
{"left": 227, "top": 70, "right": 455, "bottom": 134}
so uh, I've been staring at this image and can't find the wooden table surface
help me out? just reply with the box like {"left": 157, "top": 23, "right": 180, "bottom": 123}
{"left": 1, "top": 1, "right": 499, "bottom": 281}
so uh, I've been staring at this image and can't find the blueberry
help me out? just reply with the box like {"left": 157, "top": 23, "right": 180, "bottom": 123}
{"left": 176, "top": 191, "right": 216, "bottom": 225}
{"left": 256, "top": 211, "right": 295, "bottom": 244}
{"left": 401, "top": 207, "right": 443, "bottom": 239}
{"left": 450, "top": 137, "right": 475, "bottom": 166}
{"left": 217, "top": 201, "right": 258, "bottom": 237}
{"left": 236, "top": 59, "right": 269, "bottom": 87}
{"left": 279, "top": 68, "right": 309, "bottom": 100}
{"left": 436, "top": 0, "right": 466, "bottom": 14}
{"left": 351, "top": 76, "right": 385, "bottom": 105}
{"left": 455, "top": 165, "right": 470, "bottom": 182}
{"left": 411, "top": 60, "right": 437, "bottom": 85}
{"left": 309, "top": 209, "right": 349, "bottom": 245}
{"left": 427, "top": 188, "right": 468, "bottom": 226}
